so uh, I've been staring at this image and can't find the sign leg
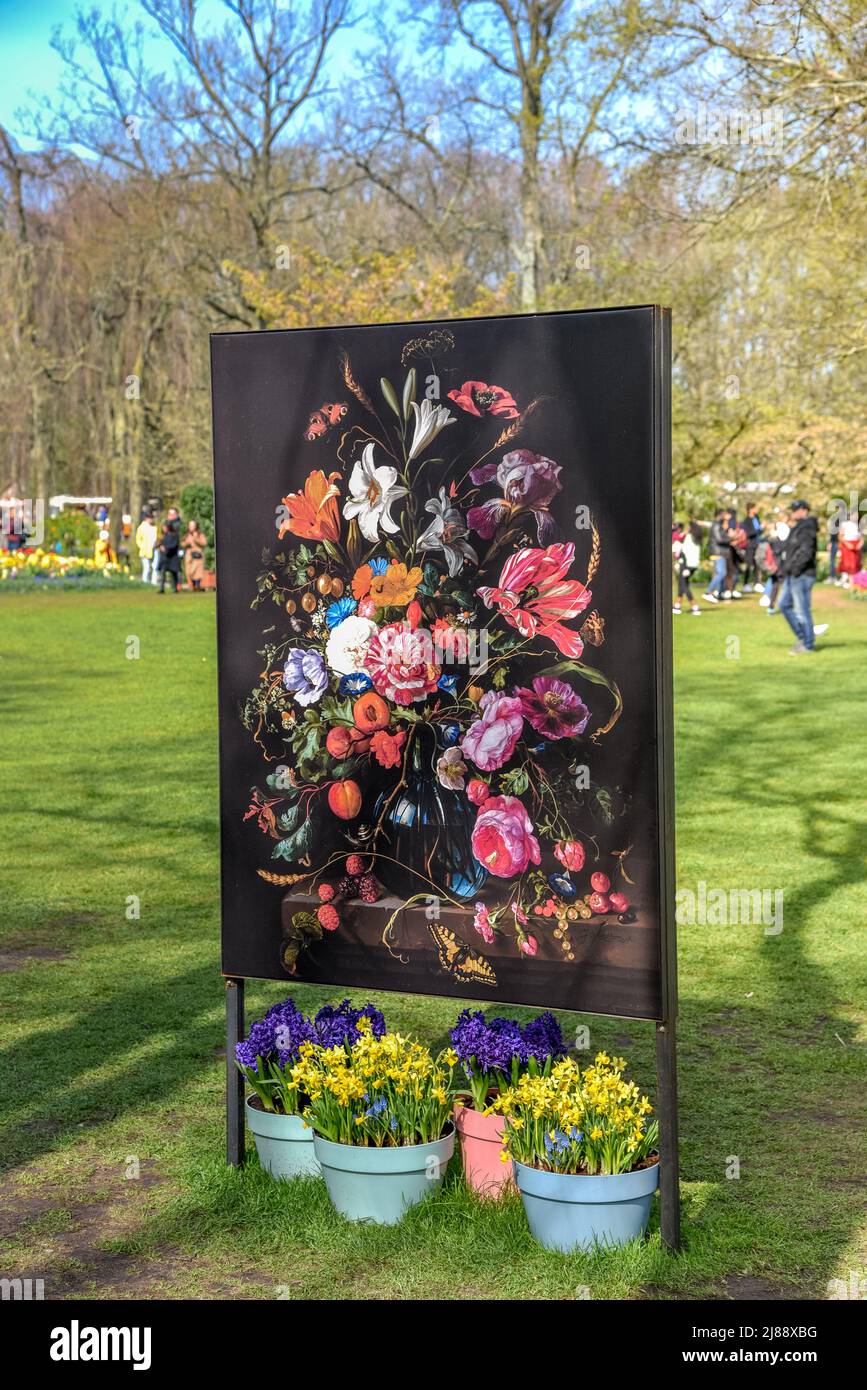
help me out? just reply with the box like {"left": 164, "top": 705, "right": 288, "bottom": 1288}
{"left": 226, "top": 977, "right": 245, "bottom": 1167}
{"left": 656, "top": 1019, "right": 681, "bottom": 1250}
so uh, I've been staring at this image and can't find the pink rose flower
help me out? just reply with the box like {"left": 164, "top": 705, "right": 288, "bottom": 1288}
{"left": 460, "top": 691, "right": 523, "bottom": 772}
{"left": 471, "top": 794, "right": 541, "bottom": 878}
{"left": 466, "top": 779, "right": 490, "bottom": 805}
{"left": 473, "top": 901, "right": 495, "bottom": 944}
{"left": 555, "top": 839, "right": 585, "bottom": 872}
{"left": 364, "top": 622, "right": 441, "bottom": 705}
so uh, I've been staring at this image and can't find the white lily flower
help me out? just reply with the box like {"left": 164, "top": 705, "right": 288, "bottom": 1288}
{"left": 417, "top": 487, "right": 478, "bottom": 577}
{"left": 407, "top": 398, "right": 455, "bottom": 461}
{"left": 343, "top": 442, "right": 408, "bottom": 542}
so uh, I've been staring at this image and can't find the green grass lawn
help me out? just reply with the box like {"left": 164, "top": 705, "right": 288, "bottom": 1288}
{"left": 0, "top": 584, "right": 864, "bottom": 1300}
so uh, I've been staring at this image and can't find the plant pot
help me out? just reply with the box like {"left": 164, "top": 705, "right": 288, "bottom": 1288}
{"left": 312, "top": 1124, "right": 455, "bottom": 1224}
{"left": 245, "top": 1095, "right": 319, "bottom": 1180}
{"left": 514, "top": 1158, "right": 659, "bottom": 1252}
{"left": 454, "top": 1102, "right": 513, "bottom": 1199}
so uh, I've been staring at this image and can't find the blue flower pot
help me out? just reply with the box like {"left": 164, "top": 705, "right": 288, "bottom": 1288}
{"left": 313, "top": 1124, "right": 455, "bottom": 1224}
{"left": 514, "top": 1159, "right": 659, "bottom": 1252}
{"left": 245, "top": 1096, "right": 319, "bottom": 1180}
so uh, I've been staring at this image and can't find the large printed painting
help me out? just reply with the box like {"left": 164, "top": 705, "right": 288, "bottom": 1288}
{"left": 212, "top": 307, "right": 674, "bottom": 1020}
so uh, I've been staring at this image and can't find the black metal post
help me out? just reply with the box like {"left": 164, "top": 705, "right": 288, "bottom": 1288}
{"left": 226, "top": 977, "right": 245, "bottom": 1167}
{"left": 656, "top": 1018, "right": 681, "bottom": 1250}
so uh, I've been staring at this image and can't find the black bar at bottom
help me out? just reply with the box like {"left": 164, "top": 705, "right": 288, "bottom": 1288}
{"left": 656, "top": 1018, "right": 681, "bottom": 1250}
{"left": 226, "top": 977, "right": 245, "bottom": 1167}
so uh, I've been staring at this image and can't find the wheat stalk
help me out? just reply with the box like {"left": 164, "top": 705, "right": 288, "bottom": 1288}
{"left": 491, "top": 397, "right": 541, "bottom": 449}
{"left": 339, "top": 349, "right": 375, "bottom": 413}
{"left": 586, "top": 519, "right": 601, "bottom": 586}
{"left": 257, "top": 869, "right": 313, "bottom": 887}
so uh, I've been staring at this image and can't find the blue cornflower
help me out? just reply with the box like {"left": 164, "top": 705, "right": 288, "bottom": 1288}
{"left": 369, "top": 557, "right": 389, "bottom": 575}
{"left": 326, "top": 596, "right": 357, "bottom": 629}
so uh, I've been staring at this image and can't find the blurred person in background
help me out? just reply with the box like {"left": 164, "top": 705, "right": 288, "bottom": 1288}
{"left": 156, "top": 522, "right": 181, "bottom": 594}
{"left": 837, "top": 515, "right": 863, "bottom": 588}
{"left": 135, "top": 507, "right": 158, "bottom": 584}
{"left": 778, "top": 501, "right": 827, "bottom": 654}
{"left": 672, "top": 519, "right": 702, "bottom": 615}
{"left": 183, "top": 519, "right": 208, "bottom": 591}
{"left": 704, "top": 509, "right": 731, "bottom": 603}
{"left": 741, "top": 503, "right": 764, "bottom": 591}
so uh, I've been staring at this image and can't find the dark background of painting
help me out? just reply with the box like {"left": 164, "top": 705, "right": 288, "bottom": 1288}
{"left": 212, "top": 307, "right": 670, "bottom": 1018}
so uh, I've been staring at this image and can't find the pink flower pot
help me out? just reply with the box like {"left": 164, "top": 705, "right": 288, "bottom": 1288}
{"left": 454, "top": 1102, "right": 514, "bottom": 1199}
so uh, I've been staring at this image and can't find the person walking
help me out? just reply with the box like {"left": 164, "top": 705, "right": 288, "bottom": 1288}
{"left": 673, "top": 520, "right": 701, "bottom": 614}
{"left": 183, "top": 520, "right": 208, "bottom": 591}
{"left": 703, "top": 509, "right": 730, "bottom": 603}
{"left": 156, "top": 522, "right": 181, "bottom": 593}
{"left": 135, "top": 508, "right": 158, "bottom": 584}
{"left": 778, "top": 501, "right": 827, "bottom": 654}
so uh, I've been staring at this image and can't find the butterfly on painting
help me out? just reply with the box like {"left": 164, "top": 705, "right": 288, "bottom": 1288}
{"left": 427, "top": 923, "right": 497, "bottom": 987}
{"left": 303, "top": 402, "right": 348, "bottom": 441}
{"left": 579, "top": 610, "right": 605, "bottom": 646}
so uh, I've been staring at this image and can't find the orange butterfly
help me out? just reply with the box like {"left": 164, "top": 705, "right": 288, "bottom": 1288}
{"left": 304, "top": 402, "right": 348, "bottom": 441}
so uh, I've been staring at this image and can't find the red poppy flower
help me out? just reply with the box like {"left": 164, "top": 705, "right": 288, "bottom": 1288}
{"left": 447, "top": 381, "right": 519, "bottom": 419}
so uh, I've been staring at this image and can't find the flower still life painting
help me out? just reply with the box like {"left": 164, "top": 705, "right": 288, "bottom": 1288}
{"left": 212, "top": 308, "right": 673, "bottom": 1020}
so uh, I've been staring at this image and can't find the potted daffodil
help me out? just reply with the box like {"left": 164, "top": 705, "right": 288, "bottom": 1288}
{"left": 492, "top": 1051, "right": 659, "bottom": 1251}
{"left": 235, "top": 996, "right": 385, "bottom": 1180}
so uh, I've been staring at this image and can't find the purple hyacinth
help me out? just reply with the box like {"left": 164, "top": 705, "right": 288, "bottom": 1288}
{"left": 449, "top": 1008, "right": 566, "bottom": 1083}
{"left": 235, "top": 996, "right": 385, "bottom": 1072}
{"left": 235, "top": 997, "right": 315, "bottom": 1072}
{"left": 313, "top": 998, "right": 386, "bottom": 1048}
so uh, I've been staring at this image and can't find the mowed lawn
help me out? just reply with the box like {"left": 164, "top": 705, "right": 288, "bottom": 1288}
{"left": 0, "top": 584, "right": 864, "bottom": 1300}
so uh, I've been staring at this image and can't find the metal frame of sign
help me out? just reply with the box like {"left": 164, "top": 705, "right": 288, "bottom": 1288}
{"left": 213, "top": 305, "right": 679, "bottom": 1249}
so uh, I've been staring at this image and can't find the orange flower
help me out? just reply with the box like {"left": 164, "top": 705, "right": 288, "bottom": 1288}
{"left": 370, "top": 728, "right": 406, "bottom": 768}
{"left": 351, "top": 563, "right": 374, "bottom": 599}
{"left": 369, "top": 561, "right": 423, "bottom": 607}
{"left": 278, "top": 470, "right": 341, "bottom": 542}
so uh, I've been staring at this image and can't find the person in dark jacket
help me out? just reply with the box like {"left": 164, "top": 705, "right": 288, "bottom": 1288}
{"left": 703, "top": 509, "right": 730, "bottom": 603}
{"left": 740, "top": 503, "right": 763, "bottom": 590}
{"left": 156, "top": 523, "right": 181, "bottom": 593}
{"left": 778, "top": 501, "right": 825, "bottom": 653}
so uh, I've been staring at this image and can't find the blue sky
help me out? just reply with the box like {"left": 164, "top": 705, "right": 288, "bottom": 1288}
{"left": 0, "top": 0, "right": 71, "bottom": 131}
{"left": 0, "top": 0, "right": 381, "bottom": 143}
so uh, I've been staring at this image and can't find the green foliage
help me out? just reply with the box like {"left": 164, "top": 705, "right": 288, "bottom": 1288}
{"left": 44, "top": 510, "right": 98, "bottom": 555}
{"left": 179, "top": 483, "right": 215, "bottom": 570}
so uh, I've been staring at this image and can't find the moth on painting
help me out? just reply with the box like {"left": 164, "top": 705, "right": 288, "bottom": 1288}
{"left": 427, "top": 922, "right": 497, "bottom": 986}
{"left": 304, "top": 401, "right": 348, "bottom": 441}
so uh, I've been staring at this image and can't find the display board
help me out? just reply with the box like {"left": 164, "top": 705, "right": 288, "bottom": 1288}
{"left": 212, "top": 307, "right": 674, "bottom": 1021}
